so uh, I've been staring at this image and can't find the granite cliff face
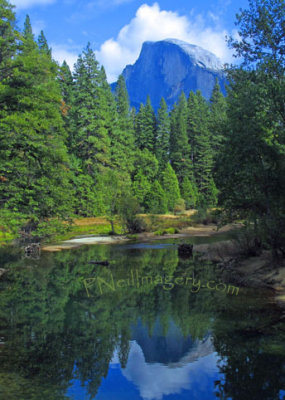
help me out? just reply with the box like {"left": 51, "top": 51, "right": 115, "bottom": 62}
{"left": 114, "top": 39, "right": 227, "bottom": 110}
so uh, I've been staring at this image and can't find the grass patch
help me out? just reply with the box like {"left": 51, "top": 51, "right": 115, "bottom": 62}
{"left": 153, "top": 227, "right": 180, "bottom": 236}
{"left": 45, "top": 219, "right": 124, "bottom": 243}
{"left": 0, "top": 230, "right": 15, "bottom": 245}
{"left": 143, "top": 214, "right": 192, "bottom": 232}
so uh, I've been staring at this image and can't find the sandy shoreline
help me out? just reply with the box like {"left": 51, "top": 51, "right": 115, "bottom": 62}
{"left": 41, "top": 223, "right": 238, "bottom": 252}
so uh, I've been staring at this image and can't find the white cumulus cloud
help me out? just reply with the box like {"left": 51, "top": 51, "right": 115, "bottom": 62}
{"left": 51, "top": 44, "right": 79, "bottom": 70}
{"left": 96, "top": 2, "right": 235, "bottom": 83}
{"left": 12, "top": 0, "right": 56, "bottom": 9}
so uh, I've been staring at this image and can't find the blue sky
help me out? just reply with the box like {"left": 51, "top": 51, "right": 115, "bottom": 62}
{"left": 11, "top": 0, "right": 249, "bottom": 82}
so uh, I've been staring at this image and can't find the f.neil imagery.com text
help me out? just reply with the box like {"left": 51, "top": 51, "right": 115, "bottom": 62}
{"left": 83, "top": 269, "right": 240, "bottom": 297}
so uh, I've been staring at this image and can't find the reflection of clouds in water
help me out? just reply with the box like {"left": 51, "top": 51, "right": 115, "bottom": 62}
{"left": 112, "top": 340, "right": 218, "bottom": 400}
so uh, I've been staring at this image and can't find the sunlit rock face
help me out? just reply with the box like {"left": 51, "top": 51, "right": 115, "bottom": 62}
{"left": 114, "top": 39, "right": 227, "bottom": 111}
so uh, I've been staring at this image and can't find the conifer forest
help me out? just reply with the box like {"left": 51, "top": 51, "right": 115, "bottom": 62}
{"left": 0, "top": 0, "right": 284, "bottom": 257}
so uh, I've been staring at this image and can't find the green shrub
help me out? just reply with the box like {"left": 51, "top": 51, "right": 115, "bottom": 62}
{"left": 191, "top": 208, "right": 218, "bottom": 225}
{"left": 0, "top": 209, "right": 26, "bottom": 238}
{"left": 165, "top": 227, "right": 179, "bottom": 234}
{"left": 154, "top": 227, "right": 179, "bottom": 236}
{"left": 173, "top": 198, "right": 186, "bottom": 215}
{"left": 119, "top": 196, "right": 146, "bottom": 233}
{"left": 154, "top": 229, "right": 164, "bottom": 236}
{"left": 32, "top": 218, "right": 71, "bottom": 240}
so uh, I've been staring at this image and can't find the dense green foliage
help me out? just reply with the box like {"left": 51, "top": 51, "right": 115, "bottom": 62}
{"left": 0, "top": 13, "right": 73, "bottom": 235}
{"left": 217, "top": 0, "right": 285, "bottom": 256}
{"left": 0, "top": 0, "right": 284, "bottom": 255}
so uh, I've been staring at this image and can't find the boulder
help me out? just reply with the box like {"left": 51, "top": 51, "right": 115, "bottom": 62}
{"left": 178, "top": 243, "right": 193, "bottom": 258}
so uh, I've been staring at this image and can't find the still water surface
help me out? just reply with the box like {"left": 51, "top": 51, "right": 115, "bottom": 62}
{"left": 0, "top": 241, "right": 284, "bottom": 399}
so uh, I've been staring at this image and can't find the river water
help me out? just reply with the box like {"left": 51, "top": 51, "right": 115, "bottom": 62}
{"left": 0, "top": 240, "right": 284, "bottom": 399}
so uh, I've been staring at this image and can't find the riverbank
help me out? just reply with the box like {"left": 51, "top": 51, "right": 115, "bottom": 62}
{"left": 194, "top": 240, "right": 285, "bottom": 303}
{"left": 41, "top": 221, "right": 239, "bottom": 252}
{"left": 0, "top": 211, "right": 203, "bottom": 246}
{"left": 0, "top": 210, "right": 222, "bottom": 248}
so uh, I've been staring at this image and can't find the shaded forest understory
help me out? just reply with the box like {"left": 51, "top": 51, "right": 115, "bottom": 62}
{"left": 0, "top": 0, "right": 284, "bottom": 258}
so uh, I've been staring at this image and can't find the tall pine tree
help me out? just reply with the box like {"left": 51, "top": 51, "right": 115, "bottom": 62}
{"left": 135, "top": 96, "right": 156, "bottom": 152}
{"left": 38, "top": 30, "right": 51, "bottom": 56}
{"left": 0, "top": 15, "right": 73, "bottom": 223}
{"left": 188, "top": 91, "right": 216, "bottom": 206}
{"left": 155, "top": 97, "right": 170, "bottom": 168}
{"left": 0, "top": 0, "right": 20, "bottom": 79}
{"left": 209, "top": 80, "right": 227, "bottom": 162}
{"left": 112, "top": 74, "right": 135, "bottom": 173}
{"left": 169, "top": 92, "right": 192, "bottom": 183}
{"left": 161, "top": 163, "right": 181, "bottom": 211}
{"left": 72, "top": 43, "right": 111, "bottom": 177}
{"left": 58, "top": 60, "right": 75, "bottom": 150}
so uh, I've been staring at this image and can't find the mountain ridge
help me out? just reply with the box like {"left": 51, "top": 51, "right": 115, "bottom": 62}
{"left": 112, "top": 39, "right": 227, "bottom": 111}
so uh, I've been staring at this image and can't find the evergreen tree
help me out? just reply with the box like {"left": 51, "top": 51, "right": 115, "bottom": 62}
{"left": 181, "top": 177, "right": 198, "bottom": 209}
{"left": 220, "top": 0, "right": 285, "bottom": 254}
{"left": 209, "top": 80, "right": 227, "bottom": 161}
{"left": 132, "top": 148, "right": 158, "bottom": 182}
{"left": 155, "top": 97, "right": 170, "bottom": 167}
{"left": 218, "top": 69, "right": 285, "bottom": 253}
{"left": 134, "top": 103, "right": 144, "bottom": 147}
{"left": 38, "top": 30, "right": 51, "bottom": 56}
{"left": 132, "top": 148, "right": 159, "bottom": 210}
{"left": 115, "top": 74, "right": 129, "bottom": 117}
{"left": 188, "top": 91, "right": 215, "bottom": 205}
{"left": 145, "top": 180, "right": 168, "bottom": 214}
{"left": 112, "top": 74, "right": 135, "bottom": 173}
{"left": 228, "top": 0, "right": 285, "bottom": 75}
{"left": 58, "top": 60, "right": 75, "bottom": 149}
{"left": 72, "top": 172, "right": 97, "bottom": 217}
{"left": 72, "top": 43, "right": 111, "bottom": 177}
{"left": 98, "top": 65, "right": 123, "bottom": 171}
{"left": 0, "top": 16, "right": 73, "bottom": 223}
{"left": 70, "top": 47, "right": 119, "bottom": 215}
{"left": 59, "top": 61, "right": 73, "bottom": 105}
{"left": 135, "top": 96, "right": 156, "bottom": 152}
{"left": 0, "top": 0, "right": 20, "bottom": 79}
{"left": 169, "top": 92, "right": 192, "bottom": 182}
{"left": 161, "top": 163, "right": 181, "bottom": 211}
{"left": 23, "top": 14, "right": 34, "bottom": 42}
{"left": 23, "top": 14, "right": 32, "bottom": 35}
{"left": 132, "top": 169, "right": 151, "bottom": 208}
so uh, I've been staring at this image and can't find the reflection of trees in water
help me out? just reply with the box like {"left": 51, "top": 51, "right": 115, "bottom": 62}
{"left": 213, "top": 292, "right": 285, "bottom": 400}
{"left": 0, "top": 244, "right": 284, "bottom": 399}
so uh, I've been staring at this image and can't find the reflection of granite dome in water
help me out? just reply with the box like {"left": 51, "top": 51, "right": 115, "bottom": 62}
{"left": 131, "top": 318, "right": 212, "bottom": 364}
